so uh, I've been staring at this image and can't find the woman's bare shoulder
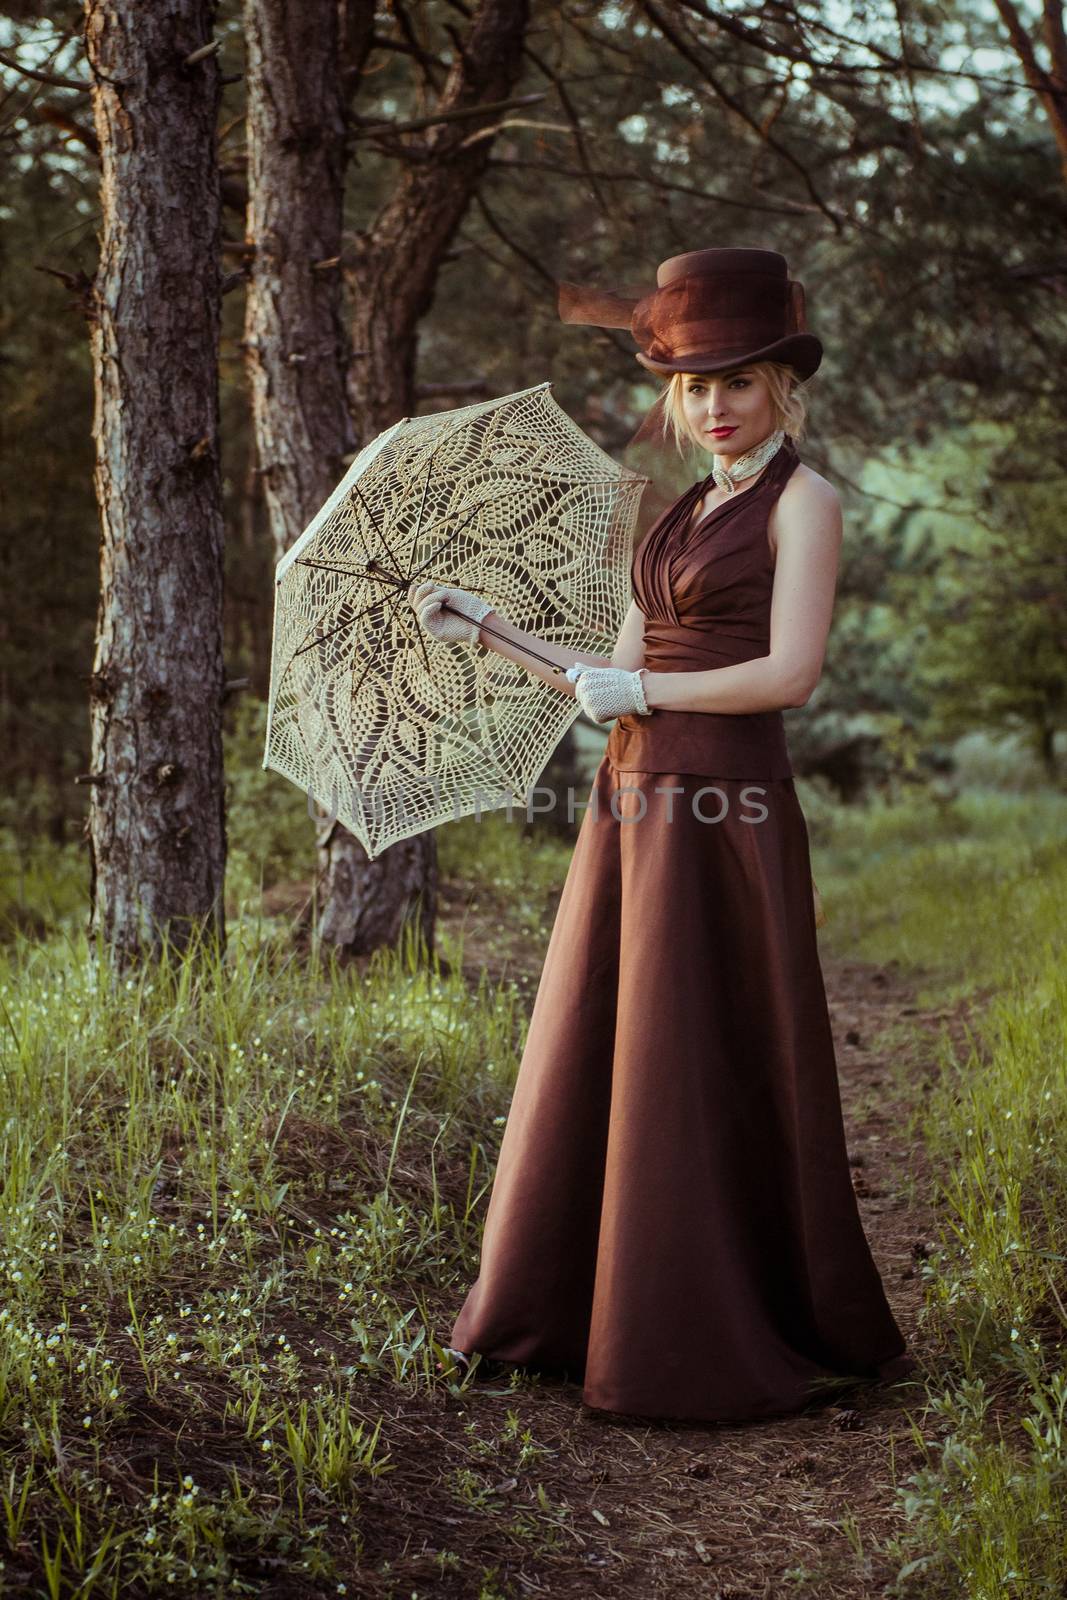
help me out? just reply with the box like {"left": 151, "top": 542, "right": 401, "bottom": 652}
{"left": 768, "top": 460, "right": 841, "bottom": 559}
{"left": 781, "top": 459, "right": 840, "bottom": 511}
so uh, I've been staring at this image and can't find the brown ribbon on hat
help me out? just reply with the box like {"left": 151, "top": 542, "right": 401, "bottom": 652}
{"left": 557, "top": 276, "right": 809, "bottom": 337}
{"left": 557, "top": 280, "right": 644, "bottom": 330}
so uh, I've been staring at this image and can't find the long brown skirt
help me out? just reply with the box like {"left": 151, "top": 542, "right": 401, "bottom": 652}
{"left": 450, "top": 755, "right": 911, "bottom": 1424}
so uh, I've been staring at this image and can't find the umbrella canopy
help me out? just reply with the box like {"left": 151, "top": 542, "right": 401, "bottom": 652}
{"left": 262, "top": 382, "right": 645, "bottom": 859}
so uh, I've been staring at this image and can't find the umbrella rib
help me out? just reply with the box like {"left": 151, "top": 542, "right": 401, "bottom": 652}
{"left": 297, "top": 485, "right": 601, "bottom": 680}
{"left": 401, "top": 491, "right": 585, "bottom": 676}
{"left": 353, "top": 472, "right": 634, "bottom": 598}
{"left": 311, "top": 462, "right": 634, "bottom": 699}
{"left": 344, "top": 478, "right": 412, "bottom": 582}
{"left": 412, "top": 437, "right": 438, "bottom": 547}
{"left": 290, "top": 567, "right": 430, "bottom": 676}
{"left": 348, "top": 637, "right": 378, "bottom": 707}
{"left": 404, "top": 486, "right": 525, "bottom": 587}
{"left": 408, "top": 598, "right": 434, "bottom": 676}
{"left": 287, "top": 541, "right": 401, "bottom": 665}
{"left": 294, "top": 556, "right": 403, "bottom": 582}
{"left": 294, "top": 486, "right": 383, "bottom": 584}
{"left": 384, "top": 579, "right": 435, "bottom": 676}
{"left": 292, "top": 594, "right": 389, "bottom": 659}
{"left": 406, "top": 443, "right": 442, "bottom": 676}
{"left": 349, "top": 580, "right": 422, "bottom": 701}
{"left": 291, "top": 555, "right": 438, "bottom": 662}
{"left": 352, "top": 481, "right": 407, "bottom": 580}
{"left": 402, "top": 474, "right": 623, "bottom": 586}
{"left": 399, "top": 476, "right": 620, "bottom": 598}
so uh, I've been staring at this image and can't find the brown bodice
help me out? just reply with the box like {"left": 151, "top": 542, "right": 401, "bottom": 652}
{"left": 606, "top": 437, "right": 800, "bottom": 778}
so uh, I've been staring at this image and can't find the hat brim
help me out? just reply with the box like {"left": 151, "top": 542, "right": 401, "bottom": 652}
{"left": 635, "top": 332, "right": 822, "bottom": 382}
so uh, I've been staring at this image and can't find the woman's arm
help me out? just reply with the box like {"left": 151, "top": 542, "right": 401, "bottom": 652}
{"left": 478, "top": 596, "right": 645, "bottom": 698}
{"left": 475, "top": 608, "right": 621, "bottom": 698}
{"left": 642, "top": 470, "right": 842, "bottom": 714}
{"left": 610, "top": 599, "right": 647, "bottom": 672}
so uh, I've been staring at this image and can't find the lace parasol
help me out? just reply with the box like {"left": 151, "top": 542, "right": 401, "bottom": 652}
{"left": 263, "top": 382, "right": 646, "bottom": 858}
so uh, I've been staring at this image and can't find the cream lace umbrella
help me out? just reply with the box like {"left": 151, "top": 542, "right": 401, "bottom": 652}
{"left": 262, "top": 382, "right": 646, "bottom": 859}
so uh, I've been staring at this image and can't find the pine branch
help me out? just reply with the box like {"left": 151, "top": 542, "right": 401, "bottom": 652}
{"left": 991, "top": 0, "right": 1067, "bottom": 183}
{"left": 0, "top": 48, "right": 88, "bottom": 92}
{"left": 635, "top": 0, "right": 845, "bottom": 231}
{"left": 486, "top": 155, "right": 826, "bottom": 218}
{"left": 351, "top": 91, "right": 545, "bottom": 140}
{"left": 521, "top": 41, "right": 609, "bottom": 215}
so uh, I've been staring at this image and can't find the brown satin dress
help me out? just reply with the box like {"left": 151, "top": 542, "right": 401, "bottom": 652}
{"left": 450, "top": 437, "right": 911, "bottom": 1424}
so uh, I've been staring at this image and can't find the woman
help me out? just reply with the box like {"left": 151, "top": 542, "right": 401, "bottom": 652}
{"left": 408, "top": 248, "right": 914, "bottom": 1425}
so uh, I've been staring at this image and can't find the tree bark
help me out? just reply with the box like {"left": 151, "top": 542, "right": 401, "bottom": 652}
{"left": 242, "top": 0, "right": 424, "bottom": 960}
{"left": 992, "top": 0, "right": 1067, "bottom": 190}
{"left": 311, "top": 0, "right": 530, "bottom": 957}
{"left": 84, "top": 0, "right": 227, "bottom": 967}
{"left": 345, "top": 0, "right": 531, "bottom": 439}
{"left": 243, "top": 0, "right": 360, "bottom": 569}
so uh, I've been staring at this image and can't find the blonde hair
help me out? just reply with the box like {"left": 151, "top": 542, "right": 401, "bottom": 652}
{"left": 661, "top": 360, "right": 808, "bottom": 456}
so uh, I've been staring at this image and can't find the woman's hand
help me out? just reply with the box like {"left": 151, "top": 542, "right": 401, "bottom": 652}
{"left": 566, "top": 662, "right": 651, "bottom": 724}
{"left": 408, "top": 579, "right": 494, "bottom": 646}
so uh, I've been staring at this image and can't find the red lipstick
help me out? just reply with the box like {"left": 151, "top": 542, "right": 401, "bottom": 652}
{"left": 708, "top": 426, "right": 737, "bottom": 439}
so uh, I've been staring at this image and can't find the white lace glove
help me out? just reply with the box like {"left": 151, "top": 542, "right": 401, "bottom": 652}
{"left": 565, "top": 662, "right": 651, "bottom": 724}
{"left": 408, "top": 579, "right": 493, "bottom": 646}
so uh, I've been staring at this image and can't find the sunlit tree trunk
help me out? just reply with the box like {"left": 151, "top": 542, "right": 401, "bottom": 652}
{"left": 316, "top": 0, "right": 530, "bottom": 956}
{"left": 242, "top": 0, "right": 428, "bottom": 958}
{"left": 243, "top": 0, "right": 359, "bottom": 569}
{"left": 84, "top": 0, "right": 227, "bottom": 966}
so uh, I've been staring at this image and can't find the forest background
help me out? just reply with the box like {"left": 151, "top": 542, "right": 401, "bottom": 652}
{"left": 3, "top": 5, "right": 1067, "bottom": 1595}
{"left": 3, "top": 0, "right": 1067, "bottom": 963}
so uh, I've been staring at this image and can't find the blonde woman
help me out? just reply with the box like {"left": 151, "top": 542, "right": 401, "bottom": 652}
{"left": 409, "top": 248, "right": 914, "bottom": 1424}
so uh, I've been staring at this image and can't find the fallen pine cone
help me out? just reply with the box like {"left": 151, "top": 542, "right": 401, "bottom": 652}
{"left": 833, "top": 1407, "right": 865, "bottom": 1431}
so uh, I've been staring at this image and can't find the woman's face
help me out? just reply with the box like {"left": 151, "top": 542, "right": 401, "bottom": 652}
{"left": 679, "top": 367, "right": 776, "bottom": 459}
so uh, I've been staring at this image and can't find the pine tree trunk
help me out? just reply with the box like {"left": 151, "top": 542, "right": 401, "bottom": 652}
{"left": 314, "top": 0, "right": 530, "bottom": 957}
{"left": 243, "top": 0, "right": 355, "bottom": 568}
{"left": 241, "top": 0, "right": 421, "bottom": 960}
{"left": 84, "top": 0, "right": 227, "bottom": 967}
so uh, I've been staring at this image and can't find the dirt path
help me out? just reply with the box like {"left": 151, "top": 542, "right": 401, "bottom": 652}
{"left": 383, "top": 929, "right": 970, "bottom": 1600}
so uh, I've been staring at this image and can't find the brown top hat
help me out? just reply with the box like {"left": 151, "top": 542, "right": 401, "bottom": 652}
{"left": 558, "top": 247, "right": 822, "bottom": 380}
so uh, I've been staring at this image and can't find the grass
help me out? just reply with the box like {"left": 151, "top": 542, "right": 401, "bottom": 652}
{"left": 807, "top": 782, "right": 1067, "bottom": 1000}
{"left": 0, "top": 897, "right": 539, "bottom": 1595}
{"left": 808, "top": 779, "right": 1067, "bottom": 1599}
{"left": 2, "top": 747, "right": 1067, "bottom": 1595}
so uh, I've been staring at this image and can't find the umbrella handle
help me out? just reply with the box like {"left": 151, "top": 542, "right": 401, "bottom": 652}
{"left": 371, "top": 561, "right": 573, "bottom": 680}
{"left": 438, "top": 600, "right": 567, "bottom": 677}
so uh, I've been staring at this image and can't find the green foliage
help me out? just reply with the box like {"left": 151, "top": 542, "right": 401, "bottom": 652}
{"left": 223, "top": 694, "right": 315, "bottom": 912}
{"left": 808, "top": 419, "right": 1067, "bottom": 794}
{"left": 812, "top": 783, "right": 1067, "bottom": 997}
{"left": 810, "top": 785, "right": 1067, "bottom": 1596}
{"left": 0, "top": 125, "right": 96, "bottom": 835}
{"left": 0, "top": 899, "right": 532, "bottom": 1592}
{"left": 899, "top": 422, "right": 1067, "bottom": 781}
{"left": 8, "top": 0, "right": 1067, "bottom": 831}
{"left": 884, "top": 944, "right": 1067, "bottom": 1598}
